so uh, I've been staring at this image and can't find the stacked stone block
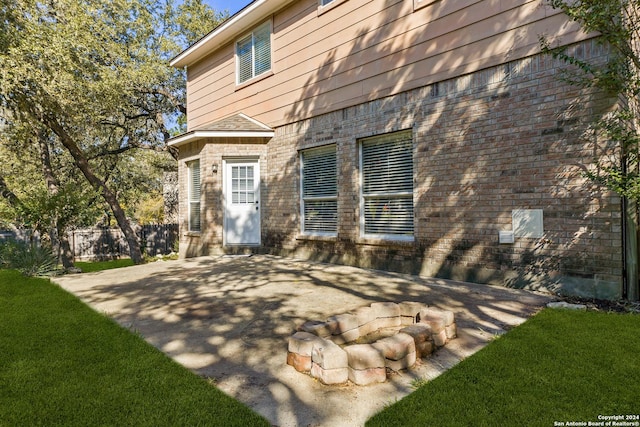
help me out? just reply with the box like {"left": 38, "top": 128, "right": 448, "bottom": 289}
{"left": 399, "top": 324, "right": 434, "bottom": 358}
{"left": 344, "top": 344, "right": 386, "bottom": 385}
{"left": 372, "top": 333, "right": 416, "bottom": 371}
{"left": 287, "top": 301, "right": 457, "bottom": 385}
{"left": 310, "top": 340, "right": 349, "bottom": 385}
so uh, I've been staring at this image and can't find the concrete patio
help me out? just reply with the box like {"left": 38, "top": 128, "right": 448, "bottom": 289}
{"left": 53, "top": 255, "right": 552, "bottom": 427}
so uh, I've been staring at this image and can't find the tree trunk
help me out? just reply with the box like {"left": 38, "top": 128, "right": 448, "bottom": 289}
{"left": 0, "top": 175, "right": 30, "bottom": 239}
{"left": 0, "top": 175, "right": 22, "bottom": 208}
{"left": 43, "top": 116, "right": 144, "bottom": 264}
{"left": 36, "top": 128, "right": 75, "bottom": 269}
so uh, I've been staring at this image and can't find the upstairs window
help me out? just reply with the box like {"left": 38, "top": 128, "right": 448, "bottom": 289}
{"left": 317, "top": 0, "right": 347, "bottom": 14}
{"left": 359, "top": 131, "right": 414, "bottom": 240}
{"left": 236, "top": 21, "right": 272, "bottom": 85}
{"left": 301, "top": 145, "right": 337, "bottom": 235}
{"left": 187, "top": 159, "right": 201, "bottom": 232}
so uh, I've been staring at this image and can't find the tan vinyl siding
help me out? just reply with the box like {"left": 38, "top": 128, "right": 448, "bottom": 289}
{"left": 185, "top": 0, "right": 589, "bottom": 130}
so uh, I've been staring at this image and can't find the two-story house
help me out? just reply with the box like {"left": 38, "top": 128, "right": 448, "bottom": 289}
{"left": 169, "top": 0, "right": 639, "bottom": 300}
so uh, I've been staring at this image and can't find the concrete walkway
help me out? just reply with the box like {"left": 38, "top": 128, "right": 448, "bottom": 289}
{"left": 53, "top": 255, "right": 552, "bottom": 427}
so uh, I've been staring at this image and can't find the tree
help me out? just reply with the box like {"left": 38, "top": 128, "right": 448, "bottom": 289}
{"left": 0, "top": 0, "right": 227, "bottom": 264}
{"left": 0, "top": 121, "right": 104, "bottom": 268}
{"left": 541, "top": 1, "right": 640, "bottom": 300}
{"left": 541, "top": 0, "right": 640, "bottom": 199}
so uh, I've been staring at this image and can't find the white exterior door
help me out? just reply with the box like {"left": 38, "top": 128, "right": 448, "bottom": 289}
{"left": 224, "top": 159, "right": 261, "bottom": 245}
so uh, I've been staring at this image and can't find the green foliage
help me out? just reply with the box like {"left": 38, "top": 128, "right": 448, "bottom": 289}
{"left": 0, "top": 140, "right": 104, "bottom": 231}
{"left": 0, "top": 240, "right": 58, "bottom": 276}
{"left": 583, "top": 109, "right": 640, "bottom": 199}
{"left": 0, "top": 0, "right": 224, "bottom": 260}
{"left": 107, "top": 149, "right": 175, "bottom": 224}
{"left": 367, "top": 309, "right": 640, "bottom": 426}
{"left": 0, "top": 270, "right": 269, "bottom": 426}
{"left": 135, "top": 193, "right": 165, "bottom": 225}
{"left": 542, "top": 0, "right": 640, "bottom": 200}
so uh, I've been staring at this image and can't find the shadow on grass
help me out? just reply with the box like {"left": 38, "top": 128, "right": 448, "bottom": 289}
{"left": 0, "top": 269, "right": 269, "bottom": 426}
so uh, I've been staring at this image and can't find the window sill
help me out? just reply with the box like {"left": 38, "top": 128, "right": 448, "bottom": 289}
{"left": 296, "top": 234, "right": 338, "bottom": 242}
{"left": 357, "top": 236, "right": 414, "bottom": 247}
{"left": 183, "top": 231, "right": 202, "bottom": 237}
{"left": 235, "top": 70, "right": 274, "bottom": 91}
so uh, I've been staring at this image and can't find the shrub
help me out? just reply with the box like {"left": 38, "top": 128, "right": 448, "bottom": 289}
{"left": 0, "top": 240, "right": 58, "bottom": 276}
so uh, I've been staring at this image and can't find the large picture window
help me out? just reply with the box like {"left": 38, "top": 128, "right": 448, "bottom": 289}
{"left": 187, "top": 159, "right": 201, "bottom": 232}
{"left": 359, "top": 131, "right": 414, "bottom": 240}
{"left": 301, "top": 145, "right": 337, "bottom": 235}
{"left": 236, "top": 21, "right": 271, "bottom": 84}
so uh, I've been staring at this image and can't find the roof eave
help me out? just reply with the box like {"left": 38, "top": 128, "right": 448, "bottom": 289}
{"left": 170, "top": 0, "right": 294, "bottom": 68}
{"left": 167, "top": 130, "right": 275, "bottom": 147}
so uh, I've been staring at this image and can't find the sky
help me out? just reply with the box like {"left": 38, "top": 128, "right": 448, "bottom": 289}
{"left": 206, "top": 0, "right": 252, "bottom": 16}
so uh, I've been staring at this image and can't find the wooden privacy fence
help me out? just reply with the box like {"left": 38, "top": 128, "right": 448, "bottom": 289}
{"left": 0, "top": 224, "right": 178, "bottom": 260}
{"left": 70, "top": 224, "right": 178, "bottom": 260}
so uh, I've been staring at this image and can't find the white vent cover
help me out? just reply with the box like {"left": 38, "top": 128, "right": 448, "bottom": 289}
{"left": 512, "top": 209, "right": 544, "bottom": 238}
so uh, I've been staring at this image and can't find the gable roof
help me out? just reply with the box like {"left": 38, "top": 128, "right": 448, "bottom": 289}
{"left": 167, "top": 113, "right": 274, "bottom": 147}
{"left": 170, "top": 0, "right": 295, "bottom": 68}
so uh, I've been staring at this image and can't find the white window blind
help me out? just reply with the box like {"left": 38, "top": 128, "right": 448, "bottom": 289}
{"left": 236, "top": 34, "right": 253, "bottom": 84}
{"left": 236, "top": 21, "right": 271, "bottom": 84}
{"left": 360, "top": 131, "right": 413, "bottom": 239}
{"left": 301, "top": 145, "right": 337, "bottom": 235}
{"left": 188, "top": 160, "right": 201, "bottom": 232}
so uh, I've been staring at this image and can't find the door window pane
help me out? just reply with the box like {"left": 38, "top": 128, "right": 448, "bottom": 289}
{"left": 231, "top": 165, "right": 255, "bottom": 205}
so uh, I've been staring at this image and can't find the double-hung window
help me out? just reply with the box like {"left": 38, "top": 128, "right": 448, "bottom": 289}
{"left": 301, "top": 145, "right": 337, "bottom": 235}
{"left": 236, "top": 21, "right": 272, "bottom": 85}
{"left": 187, "top": 159, "right": 201, "bottom": 232}
{"left": 360, "top": 131, "right": 414, "bottom": 240}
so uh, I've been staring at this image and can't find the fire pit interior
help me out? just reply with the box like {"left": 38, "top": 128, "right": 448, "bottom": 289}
{"left": 287, "top": 301, "right": 457, "bottom": 385}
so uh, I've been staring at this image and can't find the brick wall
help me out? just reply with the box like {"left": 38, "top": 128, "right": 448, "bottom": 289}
{"left": 178, "top": 138, "right": 269, "bottom": 257}
{"left": 178, "top": 39, "right": 625, "bottom": 299}
{"left": 262, "top": 39, "right": 624, "bottom": 299}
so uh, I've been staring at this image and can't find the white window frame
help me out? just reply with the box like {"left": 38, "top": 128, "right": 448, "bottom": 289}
{"left": 187, "top": 159, "right": 201, "bottom": 232}
{"left": 235, "top": 20, "right": 272, "bottom": 85}
{"left": 317, "top": 0, "right": 347, "bottom": 14}
{"left": 300, "top": 145, "right": 337, "bottom": 236}
{"left": 359, "top": 131, "right": 414, "bottom": 241}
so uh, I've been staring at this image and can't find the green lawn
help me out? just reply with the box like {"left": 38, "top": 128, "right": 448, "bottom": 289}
{"left": 3, "top": 260, "right": 639, "bottom": 427}
{"left": 0, "top": 269, "right": 269, "bottom": 427}
{"left": 367, "top": 308, "right": 640, "bottom": 426}
{"left": 74, "top": 258, "right": 135, "bottom": 272}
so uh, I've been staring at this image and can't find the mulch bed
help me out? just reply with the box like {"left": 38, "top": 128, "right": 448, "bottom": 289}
{"left": 562, "top": 296, "right": 640, "bottom": 314}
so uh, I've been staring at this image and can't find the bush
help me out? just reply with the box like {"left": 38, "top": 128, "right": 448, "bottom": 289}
{"left": 0, "top": 240, "right": 58, "bottom": 276}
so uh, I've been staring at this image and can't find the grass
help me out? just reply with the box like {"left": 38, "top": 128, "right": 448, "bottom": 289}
{"left": 74, "top": 258, "right": 135, "bottom": 272}
{"left": 5, "top": 259, "right": 639, "bottom": 426}
{"left": 367, "top": 308, "right": 640, "bottom": 426}
{"left": 0, "top": 269, "right": 269, "bottom": 427}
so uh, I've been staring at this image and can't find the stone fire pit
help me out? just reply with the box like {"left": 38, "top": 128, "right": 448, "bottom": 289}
{"left": 286, "top": 301, "right": 457, "bottom": 385}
